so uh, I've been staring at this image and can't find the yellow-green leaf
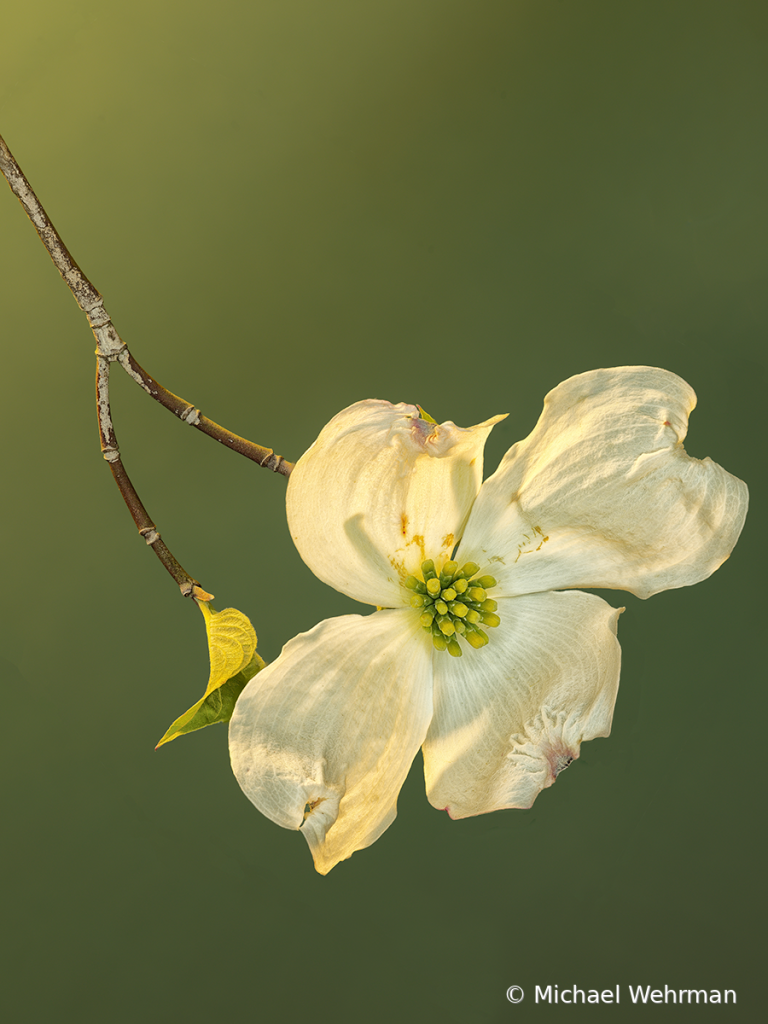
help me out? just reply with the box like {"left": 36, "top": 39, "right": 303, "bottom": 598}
{"left": 155, "top": 603, "right": 264, "bottom": 748}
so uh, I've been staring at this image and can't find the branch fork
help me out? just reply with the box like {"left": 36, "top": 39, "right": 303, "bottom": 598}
{"left": 1, "top": 132, "right": 291, "bottom": 599}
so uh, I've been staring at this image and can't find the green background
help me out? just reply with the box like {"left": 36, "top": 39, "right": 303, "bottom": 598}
{"left": 1, "top": 2, "right": 764, "bottom": 1020}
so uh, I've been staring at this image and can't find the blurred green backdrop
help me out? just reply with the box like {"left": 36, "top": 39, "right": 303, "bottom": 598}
{"left": 1, "top": 2, "right": 764, "bottom": 1021}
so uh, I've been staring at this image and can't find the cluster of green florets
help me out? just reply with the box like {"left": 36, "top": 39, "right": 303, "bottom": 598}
{"left": 404, "top": 558, "right": 500, "bottom": 657}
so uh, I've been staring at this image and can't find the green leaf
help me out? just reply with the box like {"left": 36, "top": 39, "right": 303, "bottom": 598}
{"left": 156, "top": 603, "right": 265, "bottom": 748}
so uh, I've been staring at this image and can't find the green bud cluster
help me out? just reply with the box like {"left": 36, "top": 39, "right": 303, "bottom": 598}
{"left": 404, "top": 559, "right": 500, "bottom": 658}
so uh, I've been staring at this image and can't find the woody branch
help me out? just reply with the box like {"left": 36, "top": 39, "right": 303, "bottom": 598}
{"left": 0, "top": 133, "right": 292, "bottom": 476}
{"left": 1, "top": 132, "right": 293, "bottom": 596}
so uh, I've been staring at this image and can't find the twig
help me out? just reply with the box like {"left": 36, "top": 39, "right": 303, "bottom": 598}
{"left": 96, "top": 355, "right": 212, "bottom": 599}
{"left": 116, "top": 348, "right": 290, "bottom": 473}
{"left": 1, "top": 132, "right": 293, "bottom": 597}
{"left": 0, "top": 133, "right": 293, "bottom": 476}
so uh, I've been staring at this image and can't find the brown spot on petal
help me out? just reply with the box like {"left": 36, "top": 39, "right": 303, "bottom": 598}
{"left": 303, "top": 798, "right": 326, "bottom": 821}
{"left": 409, "top": 418, "right": 434, "bottom": 448}
{"left": 545, "top": 740, "right": 578, "bottom": 784}
{"left": 400, "top": 513, "right": 409, "bottom": 537}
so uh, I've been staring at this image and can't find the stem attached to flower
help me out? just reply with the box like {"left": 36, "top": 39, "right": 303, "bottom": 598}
{"left": 0, "top": 132, "right": 294, "bottom": 597}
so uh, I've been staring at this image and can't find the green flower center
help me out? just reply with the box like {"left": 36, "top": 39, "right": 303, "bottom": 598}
{"left": 404, "top": 559, "right": 500, "bottom": 658}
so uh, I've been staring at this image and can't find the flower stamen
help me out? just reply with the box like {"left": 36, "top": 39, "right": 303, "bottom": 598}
{"left": 404, "top": 559, "right": 500, "bottom": 657}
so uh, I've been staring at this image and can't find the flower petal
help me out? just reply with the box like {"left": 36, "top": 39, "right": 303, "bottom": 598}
{"left": 423, "top": 590, "right": 622, "bottom": 818}
{"left": 229, "top": 609, "right": 433, "bottom": 874}
{"left": 458, "top": 367, "right": 748, "bottom": 599}
{"left": 287, "top": 400, "right": 505, "bottom": 607}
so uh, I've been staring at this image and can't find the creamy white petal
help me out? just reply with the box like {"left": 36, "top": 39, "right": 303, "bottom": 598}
{"left": 229, "top": 610, "right": 433, "bottom": 874}
{"left": 287, "top": 400, "right": 506, "bottom": 607}
{"left": 423, "top": 590, "right": 622, "bottom": 818}
{"left": 458, "top": 367, "right": 748, "bottom": 599}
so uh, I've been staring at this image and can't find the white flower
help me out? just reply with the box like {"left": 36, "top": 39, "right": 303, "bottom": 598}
{"left": 229, "top": 367, "right": 747, "bottom": 874}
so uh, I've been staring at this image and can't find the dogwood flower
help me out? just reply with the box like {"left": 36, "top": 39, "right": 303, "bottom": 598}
{"left": 229, "top": 367, "right": 747, "bottom": 874}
